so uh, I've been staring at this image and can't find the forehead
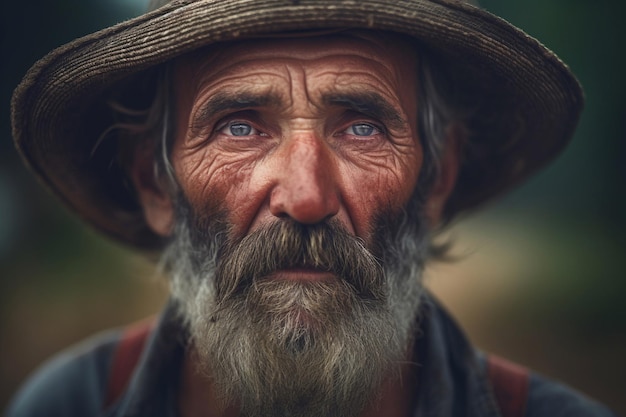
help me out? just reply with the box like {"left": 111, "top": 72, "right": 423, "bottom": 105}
{"left": 172, "top": 31, "right": 420, "bottom": 102}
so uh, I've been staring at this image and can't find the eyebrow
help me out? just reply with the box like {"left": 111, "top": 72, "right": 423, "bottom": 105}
{"left": 322, "top": 92, "right": 407, "bottom": 131}
{"left": 189, "top": 91, "right": 281, "bottom": 135}
{"left": 188, "top": 90, "right": 407, "bottom": 135}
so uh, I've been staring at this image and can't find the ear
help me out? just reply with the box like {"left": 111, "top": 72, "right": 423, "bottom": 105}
{"left": 424, "top": 124, "right": 464, "bottom": 227}
{"left": 129, "top": 143, "right": 175, "bottom": 237}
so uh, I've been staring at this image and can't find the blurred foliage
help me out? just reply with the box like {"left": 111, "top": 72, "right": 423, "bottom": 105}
{"left": 478, "top": 0, "right": 626, "bottom": 336}
{"left": 480, "top": 0, "right": 626, "bottom": 224}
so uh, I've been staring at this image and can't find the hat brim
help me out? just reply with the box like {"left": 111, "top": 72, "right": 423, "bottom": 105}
{"left": 11, "top": 0, "right": 583, "bottom": 250}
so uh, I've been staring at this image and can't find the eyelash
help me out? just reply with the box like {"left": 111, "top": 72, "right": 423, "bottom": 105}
{"left": 342, "top": 122, "right": 384, "bottom": 138}
{"left": 213, "top": 116, "right": 385, "bottom": 141}
{"left": 216, "top": 120, "right": 268, "bottom": 138}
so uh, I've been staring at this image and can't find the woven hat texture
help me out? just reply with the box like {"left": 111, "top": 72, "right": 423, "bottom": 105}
{"left": 12, "top": 0, "right": 583, "bottom": 250}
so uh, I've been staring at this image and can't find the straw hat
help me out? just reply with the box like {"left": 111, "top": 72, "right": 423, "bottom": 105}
{"left": 11, "top": 0, "right": 583, "bottom": 250}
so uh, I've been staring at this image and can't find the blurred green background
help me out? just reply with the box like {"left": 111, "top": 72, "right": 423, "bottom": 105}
{"left": 1, "top": 0, "right": 624, "bottom": 414}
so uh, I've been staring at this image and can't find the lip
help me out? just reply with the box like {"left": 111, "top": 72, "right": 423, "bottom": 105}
{"left": 268, "top": 268, "right": 335, "bottom": 282}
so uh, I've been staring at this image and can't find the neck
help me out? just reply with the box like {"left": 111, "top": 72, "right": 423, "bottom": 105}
{"left": 178, "top": 347, "right": 419, "bottom": 417}
{"left": 359, "top": 357, "right": 419, "bottom": 417}
{"left": 178, "top": 349, "right": 238, "bottom": 417}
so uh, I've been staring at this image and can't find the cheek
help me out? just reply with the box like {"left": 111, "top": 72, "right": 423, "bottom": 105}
{"left": 340, "top": 147, "right": 422, "bottom": 237}
{"left": 172, "top": 144, "right": 263, "bottom": 231}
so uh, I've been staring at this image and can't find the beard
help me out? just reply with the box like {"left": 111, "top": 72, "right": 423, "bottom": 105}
{"left": 163, "top": 192, "right": 431, "bottom": 417}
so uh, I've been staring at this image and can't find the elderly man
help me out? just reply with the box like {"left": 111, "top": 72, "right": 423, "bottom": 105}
{"left": 7, "top": 0, "right": 616, "bottom": 416}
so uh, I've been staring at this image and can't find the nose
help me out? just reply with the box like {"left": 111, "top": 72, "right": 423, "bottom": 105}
{"left": 269, "top": 135, "right": 340, "bottom": 224}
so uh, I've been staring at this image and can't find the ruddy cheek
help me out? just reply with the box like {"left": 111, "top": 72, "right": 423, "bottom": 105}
{"left": 174, "top": 144, "right": 254, "bottom": 208}
{"left": 340, "top": 152, "right": 420, "bottom": 237}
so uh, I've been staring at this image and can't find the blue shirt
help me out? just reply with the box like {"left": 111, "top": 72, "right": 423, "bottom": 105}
{"left": 6, "top": 294, "right": 617, "bottom": 417}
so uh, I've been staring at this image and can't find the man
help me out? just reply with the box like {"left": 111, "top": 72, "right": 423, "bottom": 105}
{"left": 6, "top": 0, "right": 617, "bottom": 416}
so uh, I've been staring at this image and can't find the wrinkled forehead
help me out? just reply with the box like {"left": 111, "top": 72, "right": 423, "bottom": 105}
{"left": 172, "top": 29, "right": 420, "bottom": 86}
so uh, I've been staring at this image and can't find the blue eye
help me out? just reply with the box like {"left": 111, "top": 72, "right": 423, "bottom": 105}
{"left": 353, "top": 124, "right": 374, "bottom": 136}
{"left": 347, "top": 123, "right": 380, "bottom": 137}
{"left": 229, "top": 123, "right": 253, "bottom": 136}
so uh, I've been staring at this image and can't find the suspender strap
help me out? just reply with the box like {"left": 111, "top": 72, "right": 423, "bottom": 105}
{"left": 103, "top": 319, "right": 154, "bottom": 409}
{"left": 487, "top": 355, "right": 530, "bottom": 417}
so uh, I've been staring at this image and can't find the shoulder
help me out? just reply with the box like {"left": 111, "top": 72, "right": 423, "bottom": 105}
{"left": 6, "top": 329, "right": 121, "bottom": 417}
{"left": 525, "top": 373, "right": 618, "bottom": 417}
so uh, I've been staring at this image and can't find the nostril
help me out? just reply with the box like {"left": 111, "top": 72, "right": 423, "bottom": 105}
{"left": 269, "top": 178, "right": 340, "bottom": 224}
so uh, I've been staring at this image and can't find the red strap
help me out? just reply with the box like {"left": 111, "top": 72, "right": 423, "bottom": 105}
{"left": 103, "top": 318, "right": 155, "bottom": 409}
{"left": 487, "top": 355, "right": 530, "bottom": 417}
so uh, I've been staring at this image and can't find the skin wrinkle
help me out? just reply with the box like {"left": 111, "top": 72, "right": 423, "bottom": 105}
{"left": 321, "top": 78, "right": 419, "bottom": 164}
{"left": 323, "top": 93, "right": 405, "bottom": 133}
{"left": 176, "top": 145, "right": 254, "bottom": 219}
{"left": 189, "top": 92, "right": 282, "bottom": 138}
{"left": 183, "top": 68, "right": 412, "bottom": 143}
{"left": 184, "top": 55, "right": 412, "bottom": 134}
{"left": 123, "top": 30, "right": 450, "bottom": 204}
{"left": 167, "top": 35, "right": 423, "bottom": 241}
{"left": 176, "top": 99, "right": 276, "bottom": 221}
{"left": 284, "top": 63, "right": 299, "bottom": 115}
{"left": 331, "top": 78, "right": 407, "bottom": 119}
{"left": 115, "top": 30, "right": 465, "bottom": 247}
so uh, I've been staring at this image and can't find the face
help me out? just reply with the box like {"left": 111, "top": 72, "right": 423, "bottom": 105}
{"left": 135, "top": 32, "right": 458, "bottom": 417}
{"left": 164, "top": 32, "right": 423, "bottom": 249}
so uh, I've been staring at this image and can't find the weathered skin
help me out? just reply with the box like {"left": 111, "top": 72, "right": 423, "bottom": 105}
{"left": 131, "top": 32, "right": 461, "bottom": 417}
{"left": 173, "top": 33, "right": 422, "bottom": 239}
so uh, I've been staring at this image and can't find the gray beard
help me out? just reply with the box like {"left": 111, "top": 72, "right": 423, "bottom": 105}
{"left": 164, "top": 194, "right": 430, "bottom": 417}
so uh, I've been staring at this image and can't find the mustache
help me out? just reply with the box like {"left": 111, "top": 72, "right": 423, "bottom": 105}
{"left": 214, "top": 219, "right": 385, "bottom": 302}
